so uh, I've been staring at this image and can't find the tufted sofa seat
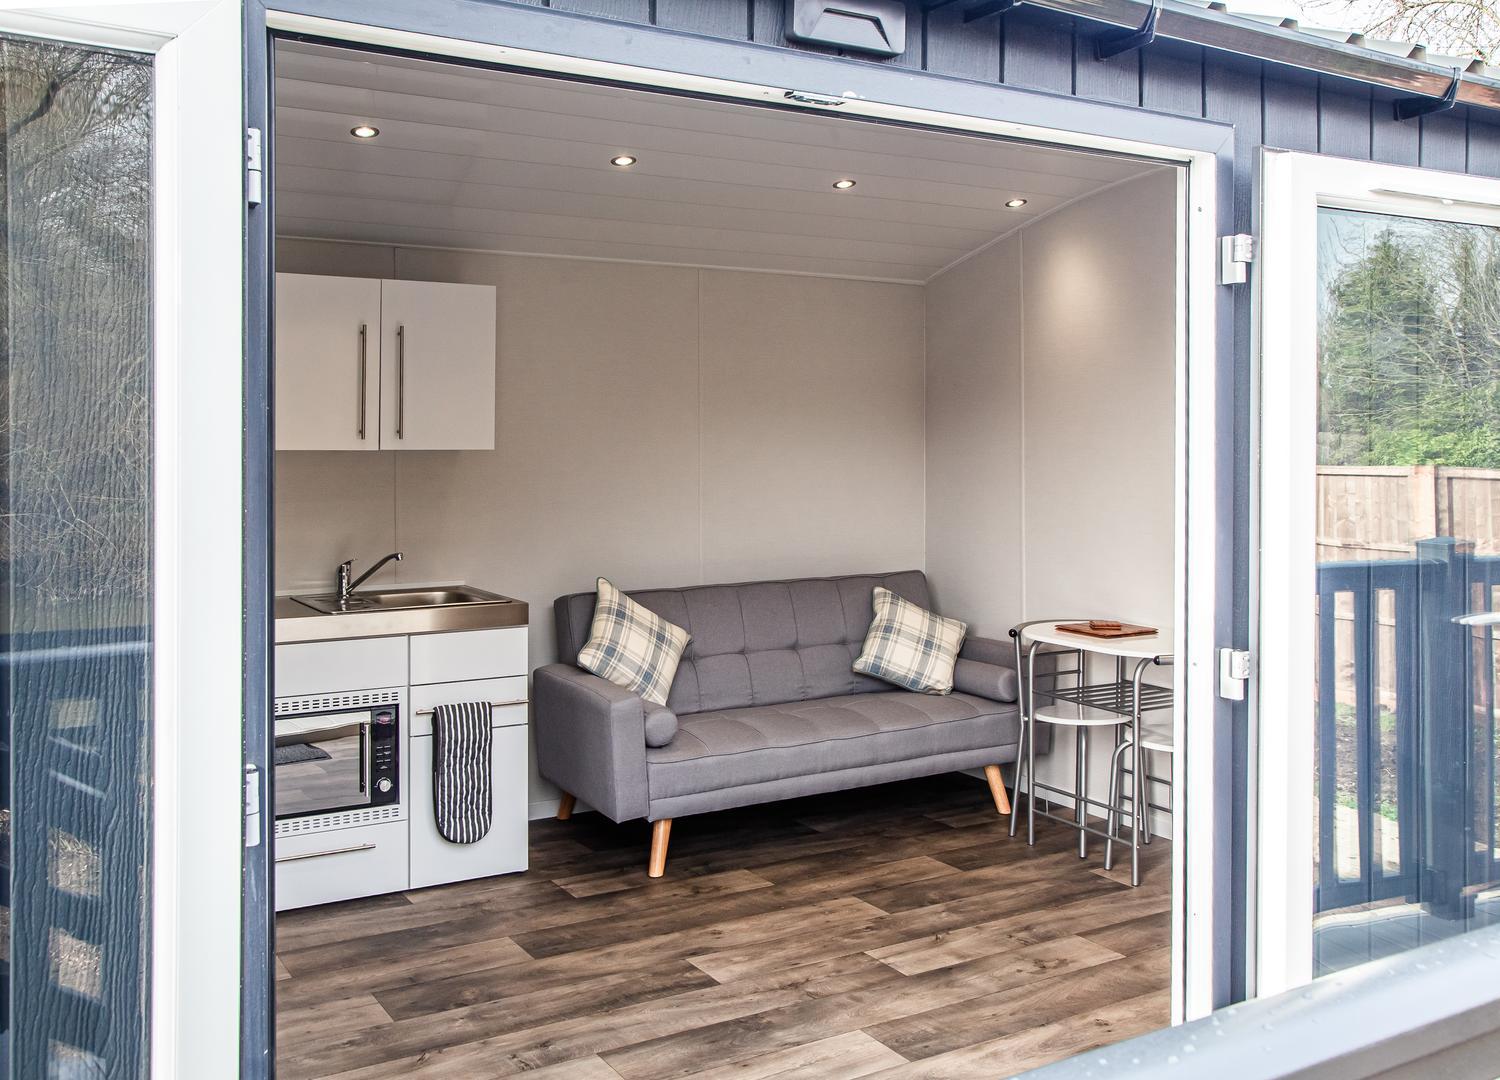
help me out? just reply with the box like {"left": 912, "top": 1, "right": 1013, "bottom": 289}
{"left": 533, "top": 571, "right": 1036, "bottom": 874}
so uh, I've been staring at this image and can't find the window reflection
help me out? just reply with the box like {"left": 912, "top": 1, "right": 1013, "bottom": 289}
{"left": 0, "top": 35, "right": 153, "bottom": 1077}
{"left": 1314, "top": 207, "right": 1500, "bottom": 975}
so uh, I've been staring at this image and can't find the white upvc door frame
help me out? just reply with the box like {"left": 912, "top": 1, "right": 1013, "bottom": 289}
{"left": 264, "top": 10, "right": 1226, "bottom": 1023}
{"left": 1254, "top": 150, "right": 1500, "bottom": 998}
{"left": 0, "top": 2, "right": 247, "bottom": 1075}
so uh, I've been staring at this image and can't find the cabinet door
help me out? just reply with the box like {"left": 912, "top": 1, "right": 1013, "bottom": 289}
{"left": 380, "top": 279, "right": 496, "bottom": 450}
{"left": 410, "top": 723, "right": 528, "bottom": 888}
{"left": 275, "top": 273, "right": 382, "bottom": 450}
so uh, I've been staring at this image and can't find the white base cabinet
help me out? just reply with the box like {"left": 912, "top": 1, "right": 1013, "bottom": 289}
{"left": 275, "top": 820, "right": 409, "bottom": 911}
{"left": 410, "top": 722, "right": 528, "bottom": 889}
{"left": 273, "top": 622, "right": 529, "bottom": 910}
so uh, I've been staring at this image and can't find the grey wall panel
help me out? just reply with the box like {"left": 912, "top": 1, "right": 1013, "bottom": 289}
{"left": 925, "top": 3, "right": 1001, "bottom": 82}
{"left": 1263, "top": 66, "right": 1318, "bottom": 151}
{"left": 750, "top": 0, "right": 785, "bottom": 47}
{"left": 1002, "top": 8, "right": 1074, "bottom": 94}
{"left": 1141, "top": 42, "right": 1204, "bottom": 117}
{"left": 1204, "top": 53, "right": 1261, "bottom": 233}
{"left": 1420, "top": 111, "right": 1469, "bottom": 171}
{"left": 1469, "top": 116, "right": 1500, "bottom": 176}
{"left": 656, "top": 0, "right": 749, "bottom": 39}
{"left": 1372, "top": 89, "right": 1422, "bottom": 165}
{"left": 1317, "top": 78, "right": 1372, "bottom": 159}
{"left": 1073, "top": 28, "right": 1139, "bottom": 106}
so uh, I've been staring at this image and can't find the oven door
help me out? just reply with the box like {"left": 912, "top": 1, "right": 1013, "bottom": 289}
{"left": 274, "top": 708, "right": 377, "bottom": 819}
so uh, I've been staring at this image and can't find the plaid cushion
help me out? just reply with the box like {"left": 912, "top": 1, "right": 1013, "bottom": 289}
{"left": 852, "top": 586, "right": 967, "bottom": 695}
{"left": 576, "top": 577, "right": 691, "bottom": 707}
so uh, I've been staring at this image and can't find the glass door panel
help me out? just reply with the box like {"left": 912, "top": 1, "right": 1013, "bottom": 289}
{"left": 1312, "top": 207, "right": 1500, "bottom": 976}
{"left": 0, "top": 34, "right": 153, "bottom": 1078}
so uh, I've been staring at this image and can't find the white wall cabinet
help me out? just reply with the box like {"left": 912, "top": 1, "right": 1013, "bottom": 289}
{"left": 275, "top": 273, "right": 496, "bottom": 451}
{"left": 275, "top": 274, "right": 382, "bottom": 451}
{"left": 380, "top": 279, "right": 497, "bottom": 451}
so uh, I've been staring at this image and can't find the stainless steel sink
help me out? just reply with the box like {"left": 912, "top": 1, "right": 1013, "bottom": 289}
{"left": 291, "top": 585, "right": 515, "bottom": 615}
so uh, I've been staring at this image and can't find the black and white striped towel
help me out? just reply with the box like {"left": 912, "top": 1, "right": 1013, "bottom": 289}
{"left": 431, "top": 702, "right": 493, "bottom": 845}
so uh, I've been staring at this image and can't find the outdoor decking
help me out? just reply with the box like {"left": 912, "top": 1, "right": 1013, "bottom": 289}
{"left": 274, "top": 774, "right": 1171, "bottom": 1079}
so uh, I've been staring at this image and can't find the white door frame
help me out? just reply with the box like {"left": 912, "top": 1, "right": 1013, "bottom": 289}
{"left": 1254, "top": 150, "right": 1500, "bottom": 998}
{"left": 265, "top": 11, "right": 1225, "bottom": 1022}
{"left": 0, "top": 3, "right": 246, "bottom": 1075}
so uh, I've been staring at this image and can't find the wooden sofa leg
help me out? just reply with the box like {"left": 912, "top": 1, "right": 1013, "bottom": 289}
{"left": 983, "top": 765, "right": 1012, "bottom": 816}
{"left": 556, "top": 793, "right": 576, "bottom": 821}
{"left": 648, "top": 818, "right": 673, "bottom": 878}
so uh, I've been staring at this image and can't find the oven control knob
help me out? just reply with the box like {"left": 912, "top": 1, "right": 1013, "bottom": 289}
{"left": 376, "top": 777, "right": 393, "bottom": 794}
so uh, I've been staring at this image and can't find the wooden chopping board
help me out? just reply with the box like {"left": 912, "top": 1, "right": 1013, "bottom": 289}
{"left": 1055, "top": 621, "right": 1158, "bottom": 640}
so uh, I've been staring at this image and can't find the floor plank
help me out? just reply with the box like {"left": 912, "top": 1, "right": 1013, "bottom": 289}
{"left": 684, "top": 1031, "right": 907, "bottom": 1080}
{"left": 866, "top": 988, "right": 1172, "bottom": 1079}
{"left": 277, "top": 774, "right": 1171, "bottom": 1080}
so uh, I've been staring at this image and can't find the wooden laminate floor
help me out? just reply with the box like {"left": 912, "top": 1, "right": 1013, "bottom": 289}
{"left": 275, "top": 775, "right": 1172, "bottom": 1080}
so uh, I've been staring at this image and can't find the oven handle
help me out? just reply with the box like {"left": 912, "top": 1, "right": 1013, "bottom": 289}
{"left": 358, "top": 721, "right": 369, "bottom": 795}
{"left": 275, "top": 842, "right": 376, "bottom": 864}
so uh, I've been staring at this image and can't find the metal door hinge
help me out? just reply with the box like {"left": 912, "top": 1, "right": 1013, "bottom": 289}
{"left": 1219, "top": 234, "right": 1254, "bottom": 285}
{"left": 1218, "top": 647, "right": 1251, "bottom": 701}
{"left": 246, "top": 127, "right": 264, "bottom": 207}
{"left": 244, "top": 764, "right": 262, "bottom": 848}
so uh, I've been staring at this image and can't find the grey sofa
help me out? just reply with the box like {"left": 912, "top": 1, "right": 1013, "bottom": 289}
{"left": 533, "top": 570, "right": 1028, "bottom": 876}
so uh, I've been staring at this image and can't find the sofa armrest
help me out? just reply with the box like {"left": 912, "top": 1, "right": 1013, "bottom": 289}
{"left": 533, "top": 663, "right": 649, "bottom": 823}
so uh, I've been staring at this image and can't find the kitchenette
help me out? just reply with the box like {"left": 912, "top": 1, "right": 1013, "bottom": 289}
{"left": 272, "top": 579, "right": 530, "bottom": 910}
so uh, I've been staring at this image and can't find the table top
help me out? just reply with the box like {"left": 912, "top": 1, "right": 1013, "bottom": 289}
{"left": 1018, "top": 620, "right": 1174, "bottom": 660}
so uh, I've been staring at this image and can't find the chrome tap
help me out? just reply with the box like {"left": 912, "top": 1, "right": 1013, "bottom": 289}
{"left": 336, "top": 552, "right": 404, "bottom": 603}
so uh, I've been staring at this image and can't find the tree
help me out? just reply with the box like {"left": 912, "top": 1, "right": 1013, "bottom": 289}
{"left": 1318, "top": 210, "right": 1500, "bottom": 468}
{"left": 1306, "top": 0, "right": 1500, "bottom": 61}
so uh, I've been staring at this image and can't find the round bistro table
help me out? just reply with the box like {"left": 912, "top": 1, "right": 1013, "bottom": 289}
{"left": 1008, "top": 620, "right": 1174, "bottom": 887}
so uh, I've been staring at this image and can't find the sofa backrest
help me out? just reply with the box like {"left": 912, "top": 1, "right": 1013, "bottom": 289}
{"left": 554, "top": 571, "right": 932, "bottom": 716}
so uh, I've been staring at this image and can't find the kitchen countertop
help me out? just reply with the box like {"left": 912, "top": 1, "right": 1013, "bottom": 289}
{"left": 274, "top": 592, "right": 529, "bottom": 645}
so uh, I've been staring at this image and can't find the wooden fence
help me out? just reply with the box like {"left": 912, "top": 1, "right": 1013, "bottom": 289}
{"left": 1318, "top": 465, "right": 1500, "bottom": 562}
{"left": 1318, "top": 466, "right": 1500, "bottom": 717}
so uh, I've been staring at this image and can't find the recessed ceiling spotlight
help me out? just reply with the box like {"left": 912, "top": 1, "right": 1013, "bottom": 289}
{"left": 610, "top": 154, "right": 638, "bottom": 167}
{"left": 832, "top": 178, "right": 857, "bottom": 190}
{"left": 350, "top": 124, "right": 380, "bottom": 139}
{"left": 1006, "top": 198, "right": 1029, "bottom": 208}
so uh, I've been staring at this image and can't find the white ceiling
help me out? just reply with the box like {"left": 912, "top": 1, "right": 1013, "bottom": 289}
{"left": 274, "top": 41, "right": 1166, "bottom": 285}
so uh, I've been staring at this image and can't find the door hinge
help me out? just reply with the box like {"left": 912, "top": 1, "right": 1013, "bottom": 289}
{"left": 1218, "top": 647, "right": 1251, "bottom": 701}
{"left": 244, "top": 764, "right": 263, "bottom": 848}
{"left": 1219, "top": 233, "right": 1254, "bottom": 285}
{"left": 245, "top": 127, "right": 264, "bottom": 207}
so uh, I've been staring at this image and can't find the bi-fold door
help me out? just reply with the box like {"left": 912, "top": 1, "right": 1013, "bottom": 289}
{"left": 0, "top": 0, "right": 249, "bottom": 1076}
{"left": 1257, "top": 151, "right": 1500, "bottom": 996}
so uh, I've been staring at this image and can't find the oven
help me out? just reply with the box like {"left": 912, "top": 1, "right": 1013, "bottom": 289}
{"left": 273, "top": 692, "right": 401, "bottom": 826}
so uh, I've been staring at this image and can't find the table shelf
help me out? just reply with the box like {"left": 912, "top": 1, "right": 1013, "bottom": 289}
{"left": 1042, "top": 679, "right": 1175, "bottom": 716}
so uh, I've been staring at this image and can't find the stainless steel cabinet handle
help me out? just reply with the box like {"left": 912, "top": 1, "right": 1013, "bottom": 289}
{"left": 395, "top": 323, "right": 405, "bottom": 440}
{"left": 413, "top": 698, "right": 528, "bottom": 716}
{"left": 357, "top": 323, "right": 368, "bottom": 440}
{"left": 275, "top": 842, "right": 376, "bottom": 864}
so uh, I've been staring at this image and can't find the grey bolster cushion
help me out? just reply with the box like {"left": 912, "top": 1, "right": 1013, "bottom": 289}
{"left": 643, "top": 703, "right": 679, "bottom": 748}
{"left": 952, "top": 658, "right": 1019, "bottom": 703}
{"left": 959, "top": 634, "right": 1015, "bottom": 668}
{"left": 532, "top": 663, "right": 649, "bottom": 822}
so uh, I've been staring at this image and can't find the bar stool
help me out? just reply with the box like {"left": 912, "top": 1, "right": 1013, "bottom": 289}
{"left": 1105, "top": 720, "right": 1174, "bottom": 870}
